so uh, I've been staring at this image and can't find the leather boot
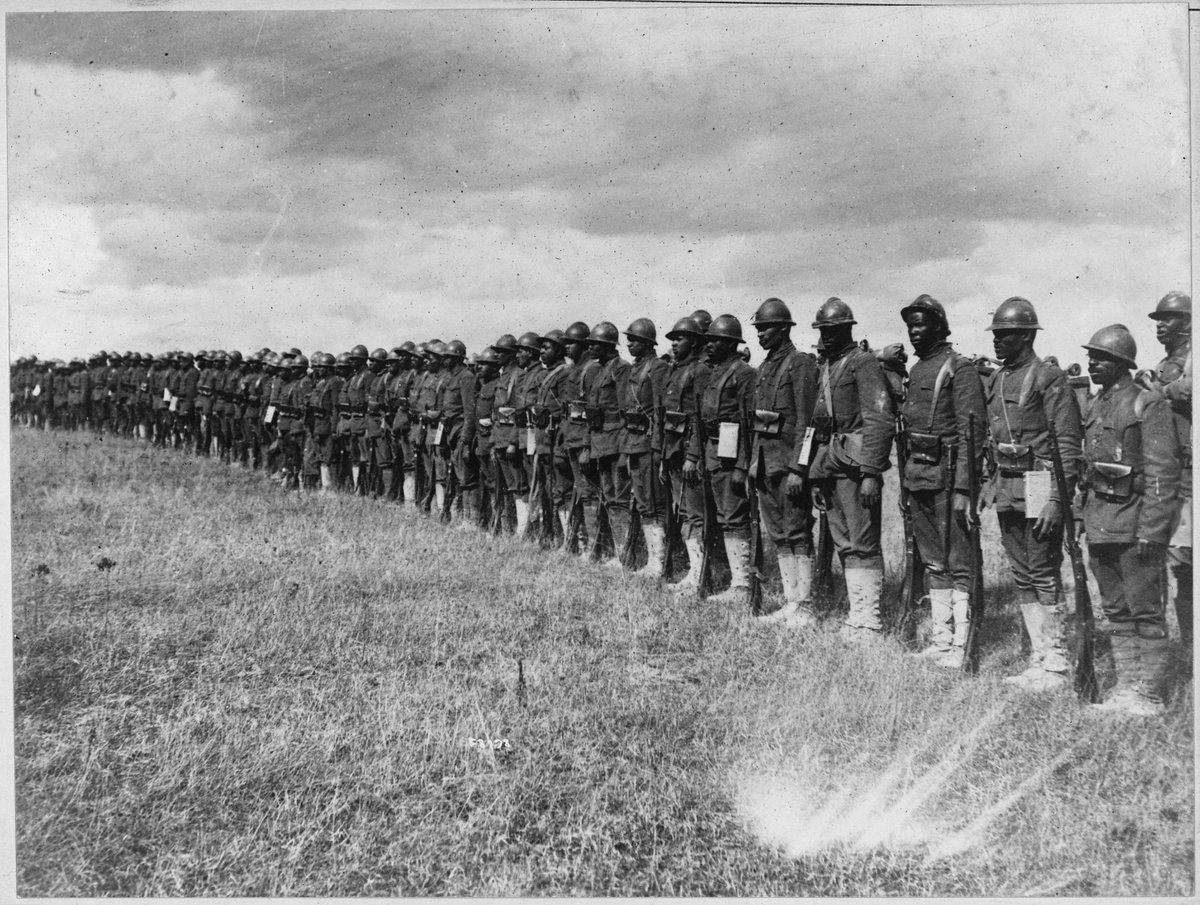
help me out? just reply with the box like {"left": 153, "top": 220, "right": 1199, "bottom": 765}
{"left": 708, "top": 537, "right": 751, "bottom": 606}
{"left": 434, "top": 483, "right": 446, "bottom": 518}
{"left": 1090, "top": 631, "right": 1146, "bottom": 713}
{"left": 840, "top": 568, "right": 884, "bottom": 640}
{"left": 514, "top": 499, "right": 530, "bottom": 538}
{"left": 932, "top": 589, "right": 972, "bottom": 669}
{"left": 379, "top": 468, "right": 394, "bottom": 501}
{"left": 1135, "top": 633, "right": 1171, "bottom": 715}
{"left": 670, "top": 537, "right": 705, "bottom": 596}
{"left": 402, "top": 473, "right": 416, "bottom": 506}
{"left": 319, "top": 464, "right": 334, "bottom": 492}
{"left": 634, "top": 522, "right": 666, "bottom": 580}
{"left": 913, "top": 588, "right": 954, "bottom": 659}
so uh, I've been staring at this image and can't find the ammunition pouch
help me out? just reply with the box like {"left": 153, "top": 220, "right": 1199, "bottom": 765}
{"left": 421, "top": 409, "right": 441, "bottom": 426}
{"left": 907, "top": 431, "right": 944, "bottom": 466}
{"left": 528, "top": 406, "right": 552, "bottom": 430}
{"left": 514, "top": 408, "right": 530, "bottom": 429}
{"left": 752, "top": 409, "right": 782, "bottom": 437}
{"left": 663, "top": 410, "right": 689, "bottom": 435}
{"left": 994, "top": 442, "right": 1033, "bottom": 475}
{"left": 567, "top": 401, "right": 589, "bottom": 425}
{"left": 337, "top": 403, "right": 353, "bottom": 415}
{"left": 621, "top": 410, "right": 651, "bottom": 434}
{"left": 496, "top": 406, "right": 517, "bottom": 427}
{"left": 1088, "top": 462, "right": 1138, "bottom": 501}
{"left": 828, "top": 431, "right": 865, "bottom": 473}
{"left": 585, "top": 405, "right": 606, "bottom": 430}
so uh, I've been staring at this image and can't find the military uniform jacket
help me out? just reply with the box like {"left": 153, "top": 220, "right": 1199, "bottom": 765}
{"left": 210, "top": 369, "right": 229, "bottom": 416}
{"left": 1155, "top": 339, "right": 1191, "bottom": 496}
{"left": 89, "top": 365, "right": 108, "bottom": 404}
{"left": 150, "top": 368, "right": 169, "bottom": 410}
{"left": 751, "top": 341, "right": 818, "bottom": 478}
{"left": 588, "top": 355, "right": 632, "bottom": 459}
{"left": 984, "top": 351, "right": 1082, "bottom": 512}
{"left": 532, "top": 362, "right": 569, "bottom": 454}
{"left": 241, "top": 372, "right": 264, "bottom": 417}
{"left": 1081, "top": 373, "right": 1179, "bottom": 546}
{"left": 307, "top": 376, "right": 339, "bottom": 436}
{"left": 437, "top": 363, "right": 477, "bottom": 448}
{"left": 491, "top": 363, "right": 523, "bottom": 448}
{"left": 663, "top": 357, "right": 707, "bottom": 462}
{"left": 695, "top": 356, "right": 754, "bottom": 472}
{"left": 166, "top": 368, "right": 182, "bottom": 406}
{"left": 475, "top": 375, "right": 499, "bottom": 456}
{"left": 899, "top": 342, "right": 986, "bottom": 493}
{"left": 516, "top": 364, "right": 546, "bottom": 453}
{"left": 387, "top": 370, "right": 414, "bottom": 432}
{"left": 345, "top": 368, "right": 373, "bottom": 434}
{"left": 177, "top": 368, "right": 199, "bottom": 414}
{"left": 53, "top": 373, "right": 70, "bottom": 407}
{"left": 284, "top": 375, "right": 313, "bottom": 434}
{"left": 195, "top": 369, "right": 215, "bottom": 414}
{"left": 67, "top": 369, "right": 90, "bottom": 407}
{"left": 364, "top": 370, "right": 391, "bottom": 439}
{"left": 562, "top": 358, "right": 600, "bottom": 451}
{"left": 620, "top": 355, "right": 668, "bottom": 456}
{"left": 810, "top": 343, "right": 894, "bottom": 480}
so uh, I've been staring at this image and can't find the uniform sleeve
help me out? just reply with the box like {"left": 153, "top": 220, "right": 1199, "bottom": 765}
{"left": 686, "top": 365, "right": 708, "bottom": 464}
{"left": 786, "top": 354, "right": 818, "bottom": 475}
{"left": 1042, "top": 368, "right": 1083, "bottom": 501}
{"left": 1161, "top": 354, "right": 1192, "bottom": 414}
{"left": 951, "top": 357, "right": 987, "bottom": 493}
{"left": 460, "top": 371, "right": 477, "bottom": 445}
{"left": 734, "top": 364, "right": 755, "bottom": 473}
{"left": 1138, "top": 392, "right": 1181, "bottom": 544}
{"left": 856, "top": 354, "right": 896, "bottom": 476}
{"left": 650, "top": 358, "right": 669, "bottom": 452}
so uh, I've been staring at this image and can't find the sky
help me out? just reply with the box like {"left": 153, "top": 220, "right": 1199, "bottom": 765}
{"left": 6, "top": 3, "right": 1191, "bottom": 368}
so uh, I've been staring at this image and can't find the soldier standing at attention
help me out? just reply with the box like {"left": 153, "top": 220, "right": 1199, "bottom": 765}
{"left": 532, "top": 330, "right": 571, "bottom": 543}
{"left": 473, "top": 346, "right": 503, "bottom": 530}
{"left": 984, "top": 297, "right": 1084, "bottom": 692}
{"left": 387, "top": 344, "right": 419, "bottom": 504}
{"left": 194, "top": 351, "right": 215, "bottom": 455}
{"left": 435, "top": 341, "right": 477, "bottom": 524}
{"left": 694, "top": 315, "right": 756, "bottom": 603}
{"left": 897, "top": 295, "right": 987, "bottom": 667}
{"left": 584, "top": 322, "right": 632, "bottom": 562}
{"left": 662, "top": 316, "right": 709, "bottom": 593}
{"left": 808, "top": 297, "right": 896, "bottom": 640}
{"left": 748, "top": 298, "right": 820, "bottom": 625}
{"left": 621, "top": 318, "right": 670, "bottom": 577}
{"left": 1144, "top": 291, "right": 1192, "bottom": 655}
{"left": 342, "top": 345, "right": 372, "bottom": 495}
{"left": 490, "top": 334, "right": 526, "bottom": 533}
{"left": 305, "top": 353, "right": 340, "bottom": 492}
{"left": 1080, "top": 325, "right": 1180, "bottom": 716}
{"left": 363, "top": 348, "right": 394, "bottom": 499}
{"left": 511, "top": 332, "right": 546, "bottom": 537}
{"left": 554, "top": 323, "right": 597, "bottom": 553}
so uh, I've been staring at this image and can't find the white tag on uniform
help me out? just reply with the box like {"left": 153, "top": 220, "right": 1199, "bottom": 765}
{"left": 163, "top": 388, "right": 171, "bottom": 402}
{"left": 168, "top": 397, "right": 177, "bottom": 412}
{"left": 264, "top": 404, "right": 276, "bottom": 424}
{"left": 717, "top": 422, "right": 739, "bottom": 458}
{"left": 1024, "top": 471, "right": 1053, "bottom": 519}
{"left": 526, "top": 427, "right": 537, "bottom": 454}
{"left": 31, "top": 385, "right": 41, "bottom": 397}
{"left": 433, "top": 422, "right": 445, "bottom": 446}
{"left": 797, "top": 426, "right": 816, "bottom": 466}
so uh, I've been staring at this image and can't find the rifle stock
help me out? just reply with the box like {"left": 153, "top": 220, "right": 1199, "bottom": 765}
{"left": 961, "top": 413, "right": 987, "bottom": 673}
{"left": 1047, "top": 421, "right": 1100, "bottom": 702}
{"left": 893, "top": 418, "right": 924, "bottom": 642}
{"left": 696, "top": 420, "right": 718, "bottom": 597}
{"left": 747, "top": 475, "right": 763, "bottom": 615}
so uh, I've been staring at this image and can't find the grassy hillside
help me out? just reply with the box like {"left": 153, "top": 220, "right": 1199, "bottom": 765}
{"left": 11, "top": 428, "right": 1194, "bottom": 896}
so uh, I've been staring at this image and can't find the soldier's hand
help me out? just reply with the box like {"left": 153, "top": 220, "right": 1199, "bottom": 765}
{"left": 579, "top": 449, "right": 590, "bottom": 466}
{"left": 731, "top": 469, "right": 746, "bottom": 492}
{"left": 506, "top": 443, "right": 517, "bottom": 456}
{"left": 953, "top": 491, "right": 970, "bottom": 526}
{"left": 682, "top": 459, "right": 699, "bottom": 486}
{"left": 785, "top": 472, "right": 806, "bottom": 500}
{"left": 860, "top": 475, "right": 882, "bottom": 508}
{"left": 813, "top": 483, "right": 830, "bottom": 512}
{"left": 1137, "top": 538, "right": 1164, "bottom": 558}
{"left": 1032, "top": 500, "right": 1063, "bottom": 541}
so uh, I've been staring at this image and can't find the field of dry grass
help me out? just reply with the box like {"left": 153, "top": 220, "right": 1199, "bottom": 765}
{"left": 10, "top": 427, "right": 1194, "bottom": 896}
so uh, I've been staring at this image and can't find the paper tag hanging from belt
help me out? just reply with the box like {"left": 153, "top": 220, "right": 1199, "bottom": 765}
{"left": 31, "top": 385, "right": 41, "bottom": 397}
{"left": 797, "top": 426, "right": 816, "bottom": 466}
{"left": 526, "top": 426, "right": 537, "bottom": 454}
{"left": 1023, "top": 471, "right": 1053, "bottom": 518}
{"left": 433, "top": 422, "right": 445, "bottom": 446}
{"left": 168, "top": 396, "right": 177, "bottom": 412}
{"left": 264, "top": 404, "right": 276, "bottom": 424}
{"left": 717, "top": 422, "right": 740, "bottom": 458}
{"left": 162, "top": 388, "right": 172, "bottom": 402}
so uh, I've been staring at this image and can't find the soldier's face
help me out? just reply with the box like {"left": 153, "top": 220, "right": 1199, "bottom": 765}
{"left": 540, "top": 341, "right": 563, "bottom": 367}
{"left": 706, "top": 337, "right": 735, "bottom": 364}
{"left": 1155, "top": 312, "right": 1190, "bottom": 347}
{"left": 756, "top": 323, "right": 786, "bottom": 351}
{"left": 671, "top": 334, "right": 695, "bottom": 360}
{"left": 992, "top": 329, "right": 1031, "bottom": 362}
{"left": 1087, "top": 351, "right": 1125, "bottom": 388}
{"left": 627, "top": 337, "right": 653, "bottom": 359}
{"left": 905, "top": 311, "right": 939, "bottom": 355}
{"left": 565, "top": 341, "right": 587, "bottom": 362}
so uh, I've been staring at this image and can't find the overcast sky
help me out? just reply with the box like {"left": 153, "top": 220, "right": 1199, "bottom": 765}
{"left": 7, "top": 4, "right": 1190, "bottom": 367}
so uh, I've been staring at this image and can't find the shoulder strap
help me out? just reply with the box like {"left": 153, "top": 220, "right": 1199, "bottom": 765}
{"left": 926, "top": 352, "right": 957, "bottom": 431}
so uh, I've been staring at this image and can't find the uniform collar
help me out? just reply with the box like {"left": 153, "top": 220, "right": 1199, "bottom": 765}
{"left": 917, "top": 341, "right": 952, "bottom": 361}
{"left": 765, "top": 339, "right": 796, "bottom": 362}
{"left": 1000, "top": 348, "right": 1036, "bottom": 371}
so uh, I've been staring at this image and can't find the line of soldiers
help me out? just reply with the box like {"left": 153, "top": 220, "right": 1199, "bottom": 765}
{"left": 12, "top": 292, "right": 1191, "bottom": 716}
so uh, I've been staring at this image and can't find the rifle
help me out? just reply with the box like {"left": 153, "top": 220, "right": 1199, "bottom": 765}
{"left": 492, "top": 452, "right": 508, "bottom": 536}
{"left": 893, "top": 416, "right": 925, "bottom": 643}
{"left": 661, "top": 468, "right": 683, "bottom": 580}
{"left": 621, "top": 493, "right": 642, "bottom": 568}
{"left": 1047, "top": 420, "right": 1099, "bottom": 702}
{"left": 813, "top": 509, "right": 836, "bottom": 609}
{"left": 960, "top": 413, "right": 987, "bottom": 674}
{"left": 696, "top": 420, "right": 719, "bottom": 597}
{"left": 747, "top": 473, "right": 764, "bottom": 616}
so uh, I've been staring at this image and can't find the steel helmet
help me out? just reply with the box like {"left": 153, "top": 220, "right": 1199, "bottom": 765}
{"left": 196, "top": 350, "right": 209, "bottom": 361}
{"left": 539, "top": 329, "right": 566, "bottom": 349}
{"left": 369, "top": 347, "right": 389, "bottom": 363}
{"left": 986, "top": 297, "right": 1042, "bottom": 332}
{"left": 443, "top": 340, "right": 467, "bottom": 359}
{"left": 666, "top": 316, "right": 704, "bottom": 340}
{"left": 399, "top": 341, "right": 419, "bottom": 357}
{"left": 516, "top": 331, "right": 543, "bottom": 353}
{"left": 812, "top": 297, "right": 856, "bottom": 329}
{"left": 334, "top": 351, "right": 351, "bottom": 367}
{"left": 292, "top": 354, "right": 310, "bottom": 370}
{"left": 564, "top": 321, "right": 591, "bottom": 343}
{"left": 492, "top": 334, "right": 519, "bottom": 353}
{"left": 707, "top": 314, "right": 744, "bottom": 342}
{"left": 1150, "top": 291, "right": 1191, "bottom": 320}
{"left": 690, "top": 309, "right": 714, "bottom": 333}
{"left": 478, "top": 346, "right": 502, "bottom": 365}
{"left": 428, "top": 341, "right": 448, "bottom": 357}
{"left": 348, "top": 344, "right": 369, "bottom": 360}
{"left": 900, "top": 294, "right": 951, "bottom": 335}
{"left": 1082, "top": 324, "right": 1137, "bottom": 367}
{"left": 624, "top": 318, "right": 658, "bottom": 345}
{"left": 588, "top": 322, "right": 620, "bottom": 346}
{"left": 386, "top": 347, "right": 404, "bottom": 363}
{"left": 230, "top": 350, "right": 245, "bottom": 364}
{"left": 751, "top": 298, "right": 796, "bottom": 327}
